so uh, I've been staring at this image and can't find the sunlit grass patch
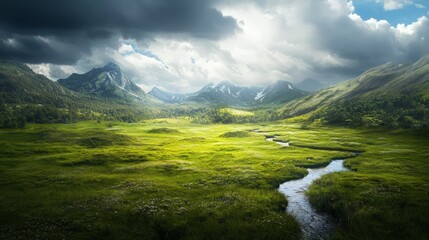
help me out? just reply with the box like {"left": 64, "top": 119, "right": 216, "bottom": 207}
{"left": 220, "top": 131, "right": 252, "bottom": 138}
{"left": 220, "top": 108, "right": 255, "bottom": 116}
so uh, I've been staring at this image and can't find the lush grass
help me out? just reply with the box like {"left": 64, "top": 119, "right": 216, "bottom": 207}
{"left": 0, "top": 120, "right": 427, "bottom": 239}
{"left": 305, "top": 129, "right": 429, "bottom": 240}
{"left": 0, "top": 120, "right": 340, "bottom": 240}
{"left": 249, "top": 121, "right": 429, "bottom": 239}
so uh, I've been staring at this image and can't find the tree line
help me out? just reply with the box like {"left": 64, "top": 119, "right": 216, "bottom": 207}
{"left": 311, "top": 95, "right": 429, "bottom": 128}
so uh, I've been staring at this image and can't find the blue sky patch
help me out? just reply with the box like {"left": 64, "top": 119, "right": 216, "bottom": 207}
{"left": 353, "top": 0, "right": 428, "bottom": 26}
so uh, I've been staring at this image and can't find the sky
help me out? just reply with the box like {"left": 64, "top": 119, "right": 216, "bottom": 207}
{"left": 1, "top": 0, "right": 429, "bottom": 93}
{"left": 353, "top": 0, "right": 428, "bottom": 25}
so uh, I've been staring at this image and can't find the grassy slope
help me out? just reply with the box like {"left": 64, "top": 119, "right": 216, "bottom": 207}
{"left": 280, "top": 56, "right": 429, "bottom": 118}
{"left": 0, "top": 120, "right": 427, "bottom": 239}
{"left": 0, "top": 61, "right": 79, "bottom": 105}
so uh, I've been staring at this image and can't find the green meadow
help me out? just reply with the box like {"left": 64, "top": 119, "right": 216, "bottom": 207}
{"left": 0, "top": 120, "right": 428, "bottom": 239}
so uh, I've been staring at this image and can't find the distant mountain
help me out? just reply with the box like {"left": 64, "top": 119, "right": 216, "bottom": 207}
{"left": 148, "top": 87, "right": 188, "bottom": 104}
{"left": 253, "top": 80, "right": 308, "bottom": 104}
{"left": 150, "top": 80, "right": 308, "bottom": 106}
{"left": 186, "top": 81, "right": 260, "bottom": 106}
{"left": 296, "top": 78, "right": 326, "bottom": 92}
{"left": 280, "top": 55, "right": 429, "bottom": 128}
{"left": 58, "top": 62, "right": 149, "bottom": 103}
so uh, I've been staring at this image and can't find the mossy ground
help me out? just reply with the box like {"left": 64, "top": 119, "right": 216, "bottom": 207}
{"left": 0, "top": 120, "right": 427, "bottom": 239}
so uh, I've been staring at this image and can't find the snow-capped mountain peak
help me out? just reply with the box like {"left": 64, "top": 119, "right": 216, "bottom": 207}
{"left": 149, "top": 80, "right": 307, "bottom": 106}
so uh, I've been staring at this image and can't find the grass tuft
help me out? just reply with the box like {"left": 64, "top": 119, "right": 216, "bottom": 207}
{"left": 220, "top": 131, "right": 252, "bottom": 138}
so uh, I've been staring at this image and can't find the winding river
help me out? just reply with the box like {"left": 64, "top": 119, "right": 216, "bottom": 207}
{"left": 279, "top": 160, "right": 347, "bottom": 240}
{"left": 264, "top": 134, "right": 348, "bottom": 240}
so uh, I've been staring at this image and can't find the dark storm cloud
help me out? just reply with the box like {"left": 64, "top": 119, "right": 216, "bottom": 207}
{"left": 0, "top": 0, "right": 238, "bottom": 64}
{"left": 0, "top": 31, "right": 118, "bottom": 64}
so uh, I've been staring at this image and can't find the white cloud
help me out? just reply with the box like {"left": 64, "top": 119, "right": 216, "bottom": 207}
{"left": 376, "top": 0, "right": 413, "bottom": 10}
{"left": 27, "top": 63, "right": 75, "bottom": 80}
{"left": 396, "top": 16, "right": 428, "bottom": 35}
{"left": 118, "top": 44, "right": 135, "bottom": 55}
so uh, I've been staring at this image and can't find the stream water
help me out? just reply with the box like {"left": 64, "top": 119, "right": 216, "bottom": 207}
{"left": 263, "top": 133, "right": 348, "bottom": 239}
{"left": 266, "top": 136, "right": 290, "bottom": 147}
{"left": 279, "top": 160, "right": 347, "bottom": 240}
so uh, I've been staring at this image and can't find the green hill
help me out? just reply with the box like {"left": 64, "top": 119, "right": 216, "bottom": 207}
{"left": 280, "top": 55, "right": 429, "bottom": 128}
{"left": 0, "top": 61, "right": 80, "bottom": 107}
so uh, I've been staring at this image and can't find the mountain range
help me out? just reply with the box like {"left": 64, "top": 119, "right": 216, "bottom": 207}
{"left": 148, "top": 87, "right": 188, "bottom": 104}
{"left": 0, "top": 61, "right": 309, "bottom": 110}
{"left": 149, "top": 80, "right": 308, "bottom": 106}
{"left": 54, "top": 62, "right": 308, "bottom": 106}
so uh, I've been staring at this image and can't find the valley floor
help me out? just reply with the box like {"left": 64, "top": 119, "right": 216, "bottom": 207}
{"left": 0, "top": 120, "right": 428, "bottom": 239}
